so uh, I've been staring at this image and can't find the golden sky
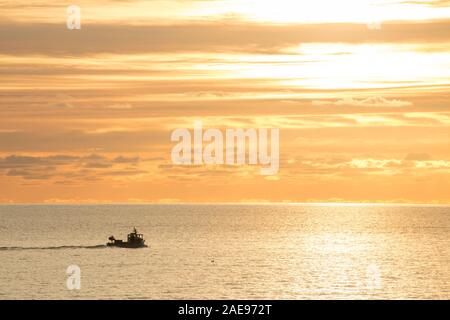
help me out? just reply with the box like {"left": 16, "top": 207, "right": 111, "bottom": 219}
{"left": 0, "top": 0, "right": 449, "bottom": 203}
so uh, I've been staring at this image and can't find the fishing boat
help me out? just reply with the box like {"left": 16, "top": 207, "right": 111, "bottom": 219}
{"left": 107, "top": 227, "right": 147, "bottom": 248}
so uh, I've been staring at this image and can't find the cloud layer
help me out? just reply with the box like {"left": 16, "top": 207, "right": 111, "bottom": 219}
{"left": 0, "top": 0, "right": 449, "bottom": 203}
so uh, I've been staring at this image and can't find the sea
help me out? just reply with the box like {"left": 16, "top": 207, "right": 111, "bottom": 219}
{"left": 0, "top": 204, "right": 448, "bottom": 299}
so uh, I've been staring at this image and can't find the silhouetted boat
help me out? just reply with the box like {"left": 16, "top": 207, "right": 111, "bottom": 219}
{"left": 107, "top": 227, "right": 147, "bottom": 248}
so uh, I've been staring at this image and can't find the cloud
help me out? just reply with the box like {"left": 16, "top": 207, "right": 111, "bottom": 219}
{"left": 0, "top": 153, "right": 150, "bottom": 181}
{"left": 48, "top": 102, "right": 74, "bottom": 109}
{"left": 402, "top": 0, "right": 450, "bottom": 7}
{"left": 0, "top": 129, "right": 169, "bottom": 152}
{"left": 113, "top": 156, "right": 140, "bottom": 164}
{"left": 2, "top": 20, "right": 450, "bottom": 55}
{"left": 105, "top": 103, "right": 133, "bottom": 110}
{"left": 404, "top": 153, "right": 432, "bottom": 161}
{"left": 312, "top": 96, "right": 413, "bottom": 107}
{"left": 84, "top": 162, "right": 112, "bottom": 168}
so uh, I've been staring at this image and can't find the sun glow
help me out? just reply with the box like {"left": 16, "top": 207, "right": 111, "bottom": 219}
{"left": 218, "top": 0, "right": 450, "bottom": 24}
{"left": 190, "top": 44, "right": 450, "bottom": 90}
{"left": 4, "top": 0, "right": 450, "bottom": 24}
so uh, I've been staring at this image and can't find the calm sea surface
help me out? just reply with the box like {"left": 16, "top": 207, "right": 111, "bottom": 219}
{"left": 0, "top": 204, "right": 448, "bottom": 299}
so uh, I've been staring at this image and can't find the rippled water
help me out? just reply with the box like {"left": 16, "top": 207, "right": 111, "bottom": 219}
{"left": 0, "top": 204, "right": 448, "bottom": 299}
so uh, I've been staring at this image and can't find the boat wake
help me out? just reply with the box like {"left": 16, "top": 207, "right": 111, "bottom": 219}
{"left": 0, "top": 245, "right": 107, "bottom": 251}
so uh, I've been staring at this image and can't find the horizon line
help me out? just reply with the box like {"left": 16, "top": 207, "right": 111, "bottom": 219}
{"left": 1, "top": 201, "right": 449, "bottom": 206}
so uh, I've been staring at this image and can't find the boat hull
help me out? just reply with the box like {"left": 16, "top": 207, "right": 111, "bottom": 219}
{"left": 106, "top": 242, "right": 147, "bottom": 248}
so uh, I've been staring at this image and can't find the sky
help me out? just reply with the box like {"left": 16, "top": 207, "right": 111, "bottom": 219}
{"left": 0, "top": 0, "right": 449, "bottom": 204}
